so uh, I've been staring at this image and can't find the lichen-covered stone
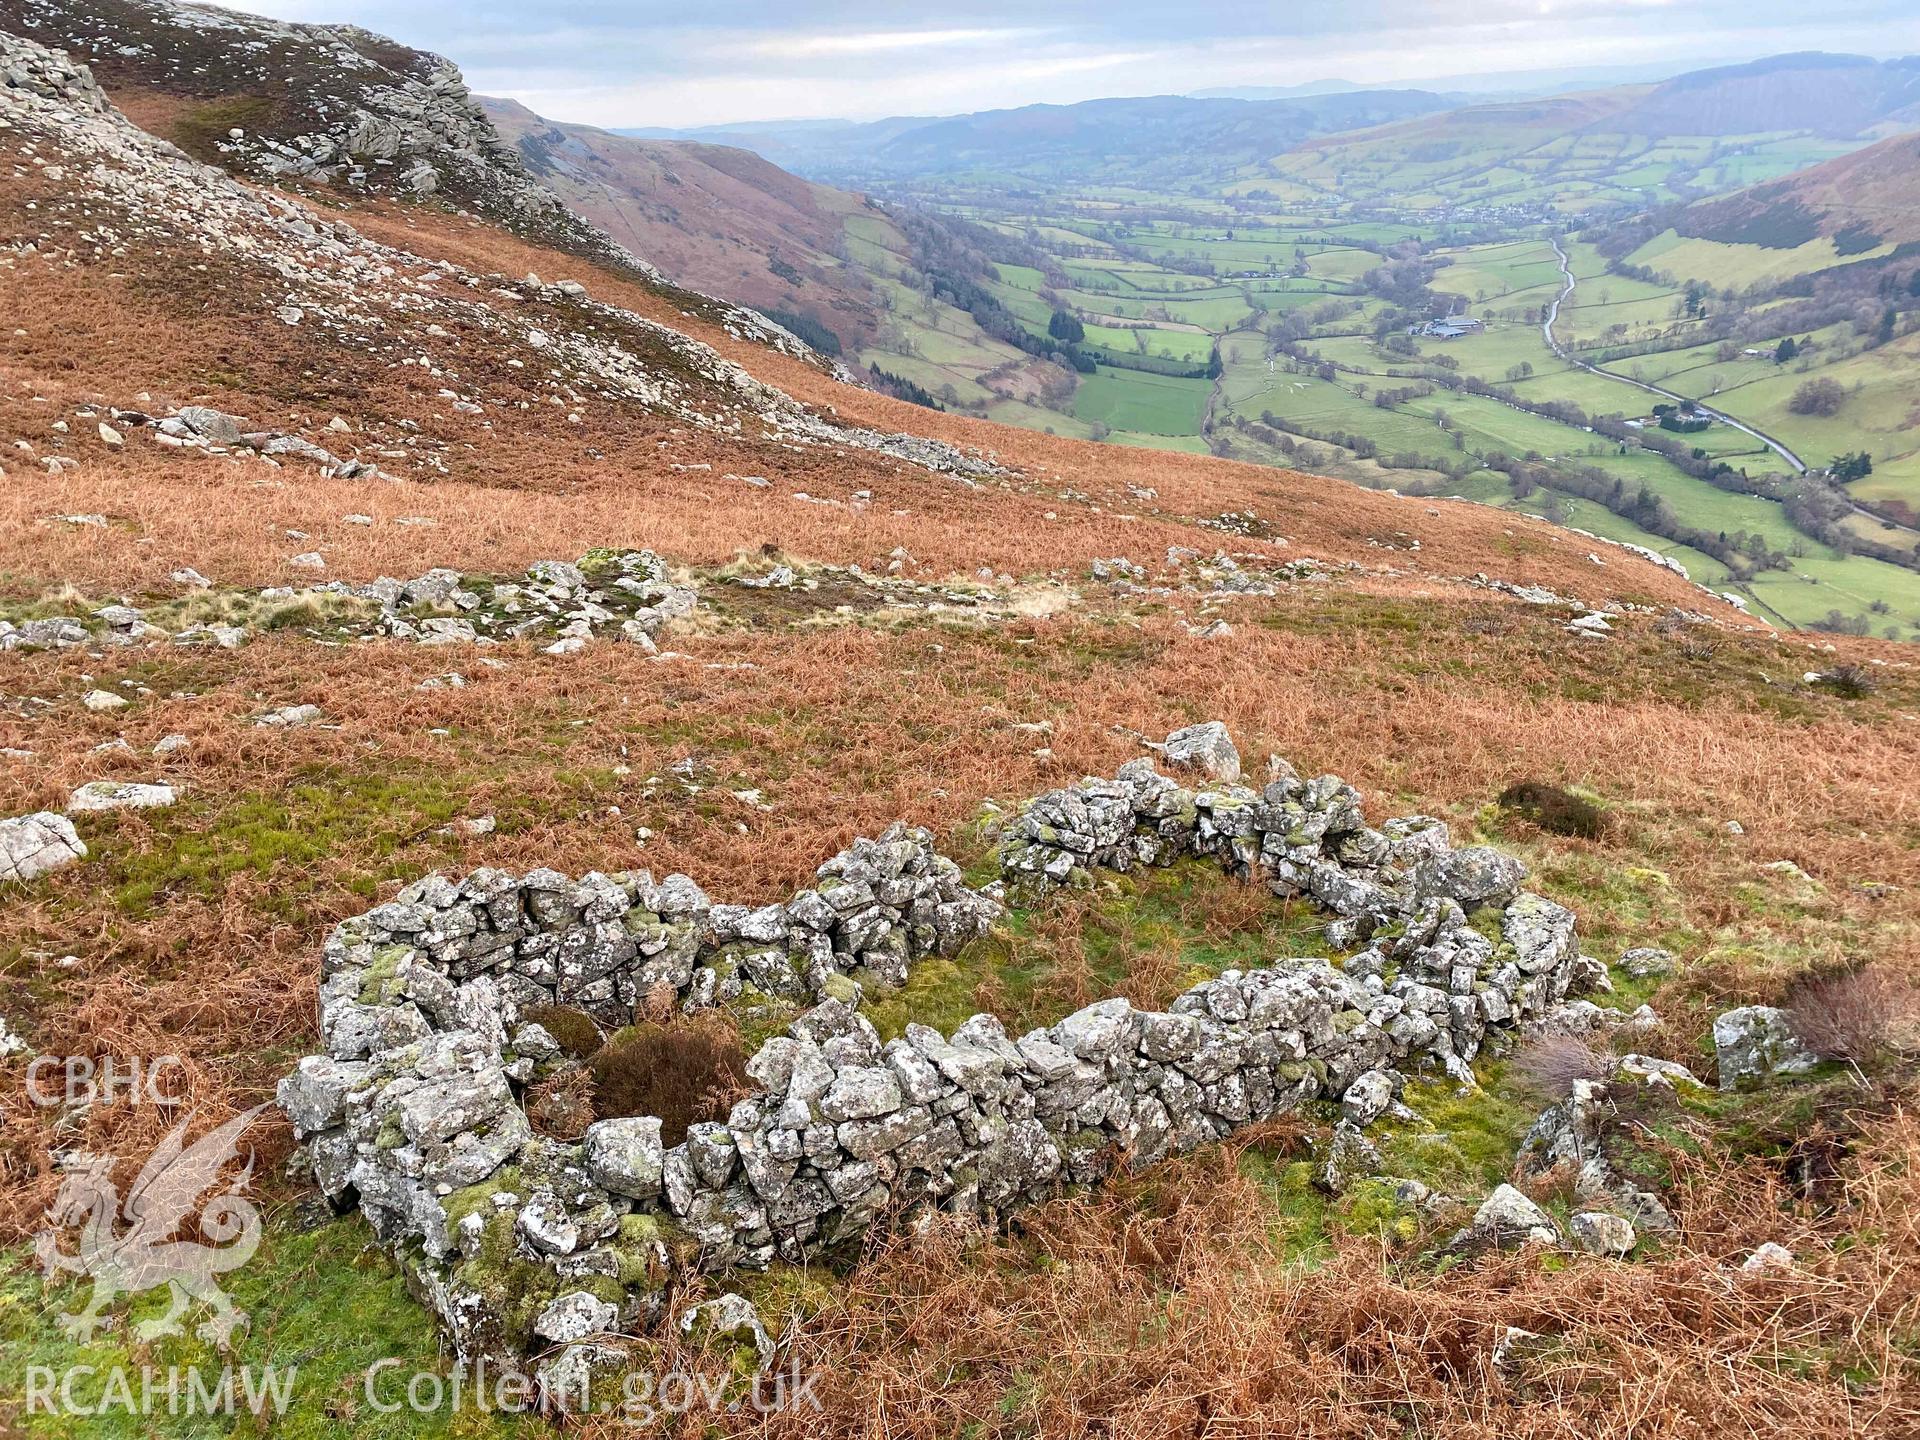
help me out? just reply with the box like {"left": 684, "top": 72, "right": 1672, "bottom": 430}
{"left": 583, "top": 1117, "right": 665, "bottom": 1199}
{"left": 1712, "top": 1005, "right": 1818, "bottom": 1089}
{"left": 1570, "top": 1211, "right": 1636, "bottom": 1257}
{"left": 1466, "top": 1184, "right": 1560, "bottom": 1248}
{"left": 0, "top": 812, "right": 87, "bottom": 883}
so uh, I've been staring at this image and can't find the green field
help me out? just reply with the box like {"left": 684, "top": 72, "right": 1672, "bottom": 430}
{"left": 841, "top": 125, "right": 1920, "bottom": 637}
{"left": 1628, "top": 230, "right": 1896, "bottom": 289}
{"left": 1072, "top": 366, "right": 1212, "bottom": 436}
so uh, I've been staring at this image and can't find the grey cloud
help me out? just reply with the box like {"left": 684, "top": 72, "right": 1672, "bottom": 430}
{"left": 230, "top": 2, "right": 1920, "bottom": 127}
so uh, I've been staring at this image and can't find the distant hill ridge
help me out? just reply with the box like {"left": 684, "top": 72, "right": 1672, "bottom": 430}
{"left": 619, "top": 89, "right": 1463, "bottom": 184}
{"left": 618, "top": 53, "right": 1920, "bottom": 190}
{"left": 1610, "top": 51, "right": 1920, "bottom": 139}
{"left": 1672, "top": 128, "right": 1920, "bottom": 250}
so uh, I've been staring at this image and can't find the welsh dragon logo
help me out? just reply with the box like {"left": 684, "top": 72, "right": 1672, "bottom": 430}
{"left": 35, "top": 1106, "right": 269, "bottom": 1346}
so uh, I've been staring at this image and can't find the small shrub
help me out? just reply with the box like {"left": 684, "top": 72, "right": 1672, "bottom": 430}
{"left": 520, "top": 1004, "right": 602, "bottom": 1059}
{"left": 1512, "top": 1031, "right": 1611, "bottom": 1099}
{"left": 1784, "top": 966, "right": 1920, "bottom": 1071}
{"left": 1809, "top": 664, "right": 1876, "bottom": 698}
{"left": 1498, "top": 779, "right": 1607, "bottom": 840}
{"left": 589, "top": 1014, "right": 752, "bottom": 1146}
{"left": 525, "top": 1065, "right": 595, "bottom": 1139}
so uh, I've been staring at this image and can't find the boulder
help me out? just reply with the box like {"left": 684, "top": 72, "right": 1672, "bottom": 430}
{"left": 1339, "top": 1068, "right": 1394, "bottom": 1127}
{"left": 1467, "top": 1184, "right": 1560, "bottom": 1247}
{"left": 276, "top": 1055, "right": 371, "bottom": 1135}
{"left": 1615, "top": 1054, "right": 1703, "bottom": 1089}
{"left": 533, "top": 1291, "right": 620, "bottom": 1344}
{"left": 254, "top": 703, "right": 327, "bottom": 728}
{"left": 1412, "top": 847, "right": 1527, "bottom": 909}
{"left": 583, "top": 1116, "right": 665, "bottom": 1199}
{"left": 175, "top": 406, "right": 247, "bottom": 444}
{"left": 1313, "top": 1121, "right": 1381, "bottom": 1195}
{"left": 1570, "top": 1211, "right": 1636, "bottom": 1257}
{"left": 67, "top": 781, "right": 177, "bottom": 813}
{"left": 1620, "top": 947, "right": 1674, "bottom": 979}
{"left": 1161, "top": 721, "right": 1240, "bottom": 784}
{"left": 1712, "top": 1005, "right": 1818, "bottom": 1089}
{"left": 534, "top": 1341, "right": 626, "bottom": 1413}
{"left": 0, "top": 812, "right": 87, "bottom": 883}
{"left": 818, "top": 1066, "right": 903, "bottom": 1122}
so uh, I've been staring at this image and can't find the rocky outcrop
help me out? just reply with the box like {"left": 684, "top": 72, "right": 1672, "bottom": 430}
{"left": 0, "top": 28, "right": 996, "bottom": 476}
{"left": 280, "top": 725, "right": 1625, "bottom": 1361}
{"left": 5, "top": 0, "right": 642, "bottom": 277}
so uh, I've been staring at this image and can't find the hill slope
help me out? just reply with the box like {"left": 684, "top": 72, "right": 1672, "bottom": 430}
{"left": 481, "top": 98, "right": 1084, "bottom": 407}
{"left": 1671, "top": 128, "right": 1920, "bottom": 249}
{"left": 0, "top": 0, "right": 835, "bottom": 367}
{"left": 484, "top": 98, "right": 900, "bottom": 357}
{"left": 1268, "top": 53, "right": 1920, "bottom": 212}
{"left": 5, "top": 15, "right": 1920, "bottom": 1440}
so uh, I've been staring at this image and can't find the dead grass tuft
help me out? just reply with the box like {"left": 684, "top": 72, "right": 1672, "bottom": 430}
{"left": 587, "top": 1014, "right": 752, "bottom": 1146}
{"left": 1785, "top": 966, "right": 1920, "bottom": 1073}
{"left": 1512, "top": 1032, "right": 1612, "bottom": 1100}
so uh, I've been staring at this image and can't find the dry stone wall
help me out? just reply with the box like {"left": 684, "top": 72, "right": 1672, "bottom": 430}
{"left": 280, "top": 722, "right": 1597, "bottom": 1361}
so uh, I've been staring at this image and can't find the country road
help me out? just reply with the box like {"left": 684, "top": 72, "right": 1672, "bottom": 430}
{"left": 1543, "top": 238, "right": 1809, "bottom": 474}
{"left": 1543, "top": 238, "right": 1920, "bottom": 552}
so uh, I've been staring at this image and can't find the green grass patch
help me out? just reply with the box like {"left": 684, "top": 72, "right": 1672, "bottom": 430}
{"left": 1070, "top": 366, "right": 1211, "bottom": 437}
{"left": 2, "top": 1218, "right": 538, "bottom": 1438}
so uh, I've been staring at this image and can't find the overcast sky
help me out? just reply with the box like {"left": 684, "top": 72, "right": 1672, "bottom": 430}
{"left": 228, "top": 1, "right": 1920, "bottom": 129}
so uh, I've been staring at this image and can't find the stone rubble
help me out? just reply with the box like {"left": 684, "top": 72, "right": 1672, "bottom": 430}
{"left": 0, "top": 550, "right": 696, "bottom": 656}
{"left": 1515, "top": 1077, "right": 1675, "bottom": 1237}
{"left": 280, "top": 722, "right": 1642, "bottom": 1360}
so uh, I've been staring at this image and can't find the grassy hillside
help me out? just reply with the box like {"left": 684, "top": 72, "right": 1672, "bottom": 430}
{"left": 482, "top": 99, "right": 886, "bottom": 356}
{"left": 1669, "top": 129, "right": 1920, "bottom": 251}
{"left": 5, "top": 14, "right": 1920, "bottom": 1439}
